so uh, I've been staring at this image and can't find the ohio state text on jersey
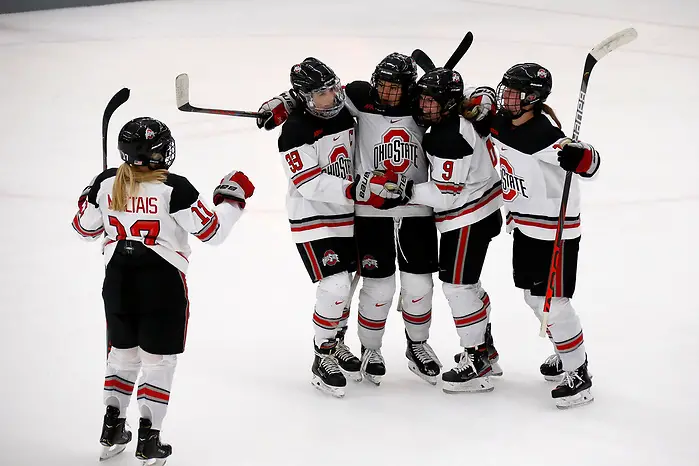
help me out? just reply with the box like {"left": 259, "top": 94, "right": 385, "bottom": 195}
{"left": 489, "top": 113, "right": 599, "bottom": 241}
{"left": 344, "top": 81, "right": 431, "bottom": 218}
{"left": 411, "top": 115, "right": 502, "bottom": 233}
{"left": 278, "top": 108, "right": 356, "bottom": 243}
{"left": 72, "top": 169, "right": 242, "bottom": 273}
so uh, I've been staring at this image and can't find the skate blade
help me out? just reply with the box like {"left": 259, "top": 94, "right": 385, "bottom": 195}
{"left": 490, "top": 361, "right": 503, "bottom": 377}
{"left": 340, "top": 367, "right": 363, "bottom": 382}
{"left": 407, "top": 361, "right": 438, "bottom": 385}
{"left": 555, "top": 388, "right": 594, "bottom": 409}
{"left": 99, "top": 444, "right": 126, "bottom": 461}
{"left": 442, "top": 377, "right": 494, "bottom": 394}
{"left": 141, "top": 459, "right": 168, "bottom": 466}
{"left": 311, "top": 376, "right": 345, "bottom": 398}
{"left": 362, "top": 372, "right": 383, "bottom": 386}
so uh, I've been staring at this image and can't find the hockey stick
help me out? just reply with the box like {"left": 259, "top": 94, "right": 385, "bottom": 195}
{"left": 539, "top": 27, "right": 638, "bottom": 338}
{"left": 411, "top": 31, "right": 473, "bottom": 72}
{"left": 175, "top": 73, "right": 264, "bottom": 118}
{"left": 102, "top": 88, "right": 130, "bottom": 170}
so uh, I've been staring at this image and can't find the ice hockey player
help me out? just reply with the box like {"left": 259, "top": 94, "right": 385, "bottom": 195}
{"left": 380, "top": 68, "right": 503, "bottom": 393}
{"left": 276, "top": 57, "right": 402, "bottom": 397}
{"left": 259, "top": 53, "right": 453, "bottom": 386}
{"left": 72, "top": 117, "right": 255, "bottom": 463}
{"left": 468, "top": 63, "right": 598, "bottom": 408}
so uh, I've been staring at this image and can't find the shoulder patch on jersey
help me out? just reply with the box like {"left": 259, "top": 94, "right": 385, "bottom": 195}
{"left": 492, "top": 113, "right": 566, "bottom": 155}
{"left": 166, "top": 173, "right": 199, "bottom": 214}
{"left": 422, "top": 116, "right": 474, "bottom": 160}
{"left": 278, "top": 108, "right": 355, "bottom": 152}
{"left": 87, "top": 167, "right": 118, "bottom": 206}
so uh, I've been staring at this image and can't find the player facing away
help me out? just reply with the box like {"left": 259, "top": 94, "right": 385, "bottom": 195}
{"left": 484, "top": 63, "right": 599, "bottom": 408}
{"left": 276, "top": 58, "right": 402, "bottom": 397}
{"left": 382, "top": 68, "right": 504, "bottom": 393}
{"left": 71, "top": 117, "right": 255, "bottom": 463}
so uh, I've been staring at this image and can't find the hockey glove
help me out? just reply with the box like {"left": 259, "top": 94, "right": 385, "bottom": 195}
{"left": 256, "top": 91, "right": 298, "bottom": 130}
{"left": 213, "top": 171, "right": 256, "bottom": 208}
{"left": 557, "top": 140, "right": 600, "bottom": 176}
{"left": 462, "top": 86, "right": 496, "bottom": 122}
{"left": 377, "top": 171, "right": 413, "bottom": 210}
{"left": 346, "top": 171, "right": 403, "bottom": 209}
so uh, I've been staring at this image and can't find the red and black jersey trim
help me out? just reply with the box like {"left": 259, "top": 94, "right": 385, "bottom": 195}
{"left": 435, "top": 182, "right": 501, "bottom": 223}
{"left": 291, "top": 165, "right": 322, "bottom": 189}
{"left": 289, "top": 212, "right": 354, "bottom": 233}
{"left": 194, "top": 213, "right": 220, "bottom": 242}
{"left": 72, "top": 214, "right": 105, "bottom": 238}
{"left": 433, "top": 178, "right": 464, "bottom": 195}
{"left": 505, "top": 211, "right": 580, "bottom": 230}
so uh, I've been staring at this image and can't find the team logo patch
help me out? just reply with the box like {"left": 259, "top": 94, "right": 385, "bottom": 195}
{"left": 373, "top": 128, "right": 419, "bottom": 173}
{"left": 292, "top": 64, "right": 302, "bottom": 73}
{"left": 322, "top": 250, "right": 340, "bottom": 266}
{"left": 145, "top": 128, "right": 155, "bottom": 140}
{"left": 500, "top": 155, "right": 529, "bottom": 202}
{"left": 452, "top": 72, "right": 461, "bottom": 83}
{"left": 537, "top": 68, "right": 548, "bottom": 79}
{"left": 361, "top": 255, "right": 378, "bottom": 270}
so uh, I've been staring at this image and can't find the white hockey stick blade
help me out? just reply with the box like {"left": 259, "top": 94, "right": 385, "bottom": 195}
{"left": 175, "top": 73, "right": 190, "bottom": 109}
{"left": 590, "top": 27, "right": 638, "bottom": 62}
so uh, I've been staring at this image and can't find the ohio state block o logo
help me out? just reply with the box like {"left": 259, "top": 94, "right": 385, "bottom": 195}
{"left": 500, "top": 156, "right": 517, "bottom": 202}
{"left": 381, "top": 128, "right": 411, "bottom": 173}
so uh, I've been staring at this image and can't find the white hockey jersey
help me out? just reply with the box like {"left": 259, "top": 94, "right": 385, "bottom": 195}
{"left": 489, "top": 113, "right": 600, "bottom": 241}
{"left": 344, "top": 81, "right": 431, "bottom": 218}
{"left": 410, "top": 115, "right": 502, "bottom": 233}
{"left": 71, "top": 168, "right": 242, "bottom": 273}
{"left": 278, "top": 108, "right": 355, "bottom": 243}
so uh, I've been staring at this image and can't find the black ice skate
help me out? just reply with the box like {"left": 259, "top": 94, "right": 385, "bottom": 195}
{"left": 453, "top": 323, "right": 503, "bottom": 376}
{"left": 360, "top": 346, "right": 386, "bottom": 386}
{"left": 99, "top": 405, "right": 131, "bottom": 461}
{"left": 334, "top": 328, "right": 362, "bottom": 382}
{"left": 135, "top": 418, "right": 172, "bottom": 466}
{"left": 405, "top": 332, "right": 442, "bottom": 385}
{"left": 311, "top": 342, "right": 347, "bottom": 398}
{"left": 442, "top": 345, "right": 493, "bottom": 393}
{"left": 551, "top": 360, "right": 594, "bottom": 409}
{"left": 540, "top": 353, "right": 565, "bottom": 382}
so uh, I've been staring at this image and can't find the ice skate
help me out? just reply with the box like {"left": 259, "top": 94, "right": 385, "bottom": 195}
{"left": 540, "top": 353, "right": 565, "bottom": 382}
{"left": 99, "top": 405, "right": 131, "bottom": 461}
{"left": 311, "top": 343, "right": 347, "bottom": 398}
{"left": 442, "top": 345, "right": 493, "bottom": 393}
{"left": 552, "top": 360, "right": 594, "bottom": 409}
{"left": 135, "top": 418, "right": 172, "bottom": 466}
{"left": 453, "top": 324, "right": 502, "bottom": 376}
{"left": 360, "top": 346, "right": 386, "bottom": 385}
{"left": 334, "top": 328, "right": 362, "bottom": 382}
{"left": 405, "top": 332, "right": 442, "bottom": 385}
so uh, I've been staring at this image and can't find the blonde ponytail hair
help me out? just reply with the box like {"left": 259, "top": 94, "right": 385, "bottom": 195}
{"left": 111, "top": 163, "right": 168, "bottom": 212}
{"left": 542, "top": 103, "right": 562, "bottom": 129}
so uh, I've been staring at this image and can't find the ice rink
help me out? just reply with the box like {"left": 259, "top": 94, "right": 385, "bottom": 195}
{"left": 1, "top": 0, "right": 698, "bottom": 465}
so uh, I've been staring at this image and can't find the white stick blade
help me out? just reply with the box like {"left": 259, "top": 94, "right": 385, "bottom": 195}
{"left": 175, "top": 73, "right": 190, "bottom": 108}
{"left": 590, "top": 27, "right": 638, "bottom": 61}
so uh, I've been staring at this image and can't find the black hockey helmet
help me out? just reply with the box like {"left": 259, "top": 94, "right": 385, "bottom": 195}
{"left": 371, "top": 52, "right": 418, "bottom": 106}
{"left": 496, "top": 63, "right": 552, "bottom": 117}
{"left": 289, "top": 57, "right": 345, "bottom": 119}
{"left": 117, "top": 117, "right": 175, "bottom": 170}
{"left": 411, "top": 67, "right": 464, "bottom": 127}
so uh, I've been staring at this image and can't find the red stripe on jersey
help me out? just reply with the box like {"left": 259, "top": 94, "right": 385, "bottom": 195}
{"left": 72, "top": 215, "right": 104, "bottom": 237}
{"left": 510, "top": 217, "right": 581, "bottom": 230}
{"left": 194, "top": 213, "right": 220, "bottom": 241}
{"left": 435, "top": 187, "right": 502, "bottom": 223}
{"left": 292, "top": 166, "right": 322, "bottom": 187}
{"left": 290, "top": 219, "right": 354, "bottom": 232}
{"left": 436, "top": 183, "right": 463, "bottom": 194}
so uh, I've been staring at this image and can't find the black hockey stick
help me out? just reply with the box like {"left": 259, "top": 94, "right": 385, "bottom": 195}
{"left": 102, "top": 88, "right": 130, "bottom": 171}
{"left": 175, "top": 74, "right": 264, "bottom": 119}
{"left": 411, "top": 31, "right": 473, "bottom": 72}
{"left": 539, "top": 27, "right": 637, "bottom": 337}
